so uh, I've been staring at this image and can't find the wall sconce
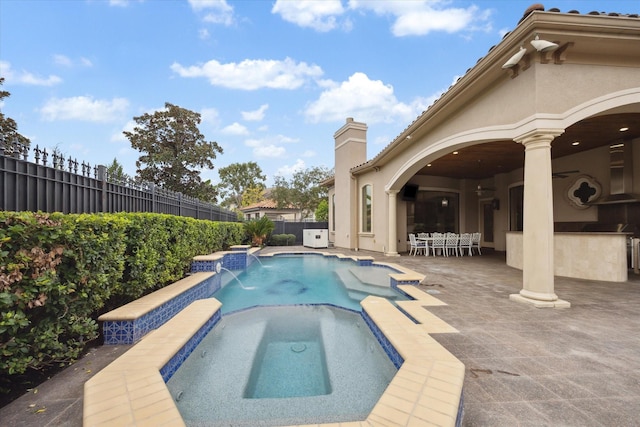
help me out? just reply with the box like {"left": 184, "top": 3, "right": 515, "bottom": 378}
{"left": 441, "top": 198, "right": 449, "bottom": 207}
{"left": 502, "top": 46, "right": 527, "bottom": 69}
{"left": 530, "top": 34, "right": 558, "bottom": 52}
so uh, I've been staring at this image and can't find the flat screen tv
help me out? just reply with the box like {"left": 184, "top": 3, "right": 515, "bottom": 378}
{"left": 401, "top": 184, "right": 419, "bottom": 201}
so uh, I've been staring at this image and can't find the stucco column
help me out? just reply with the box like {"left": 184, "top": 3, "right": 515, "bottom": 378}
{"left": 510, "top": 130, "right": 570, "bottom": 308}
{"left": 386, "top": 190, "right": 399, "bottom": 256}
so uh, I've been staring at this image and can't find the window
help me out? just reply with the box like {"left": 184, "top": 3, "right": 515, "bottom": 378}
{"left": 331, "top": 194, "right": 336, "bottom": 231}
{"left": 509, "top": 185, "right": 524, "bottom": 231}
{"left": 362, "top": 184, "right": 372, "bottom": 233}
{"left": 406, "top": 190, "right": 459, "bottom": 233}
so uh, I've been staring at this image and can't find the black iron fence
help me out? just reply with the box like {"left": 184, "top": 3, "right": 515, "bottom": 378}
{"left": 272, "top": 220, "right": 328, "bottom": 245}
{"left": 0, "top": 140, "right": 237, "bottom": 221}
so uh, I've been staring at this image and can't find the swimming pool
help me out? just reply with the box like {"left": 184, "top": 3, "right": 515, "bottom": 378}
{"left": 85, "top": 249, "right": 465, "bottom": 426}
{"left": 167, "top": 305, "right": 397, "bottom": 426}
{"left": 213, "top": 254, "right": 408, "bottom": 313}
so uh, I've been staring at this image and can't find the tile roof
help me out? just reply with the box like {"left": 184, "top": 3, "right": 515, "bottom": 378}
{"left": 346, "top": 3, "right": 639, "bottom": 176}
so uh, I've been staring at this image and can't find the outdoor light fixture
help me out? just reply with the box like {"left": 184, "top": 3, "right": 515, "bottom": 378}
{"left": 530, "top": 34, "right": 559, "bottom": 52}
{"left": 502, "top": 46, "right": 527, "bottom": 69}
{"left": 441, "top": 198, "right": 448, "bottom": 207}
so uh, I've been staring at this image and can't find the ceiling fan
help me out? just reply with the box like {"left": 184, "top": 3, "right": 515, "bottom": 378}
{"left": 552, "top": 169, "right": 580, "bottom": 179}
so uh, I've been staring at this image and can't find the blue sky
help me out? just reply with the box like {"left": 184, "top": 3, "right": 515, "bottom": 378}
{"left": 1, "top": 0, "right": 636, "bottom": 186}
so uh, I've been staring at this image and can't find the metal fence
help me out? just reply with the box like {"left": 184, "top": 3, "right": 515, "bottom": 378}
{"left": 0, "top": 140, "right": 237, "bottom": 221}
{"left": 272, "top": 220, "right": 328, "bottom": 245}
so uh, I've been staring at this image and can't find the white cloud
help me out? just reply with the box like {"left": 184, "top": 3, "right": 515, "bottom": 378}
{"left": 170, "top": 57, "right": 323, "bottom": 90}
{"left": 241, "top": 104, "right": 269, "bottom": 121}
{"left": 0, "top": 61, "right": 62, "bottom": 86}
{"left": 188, "top": 0, "right": 234, "bottom": 26}
{"left": 349, "top": 0, "right": 486, "bottom": 36}
{"left": 275, "top": 134, "right": 299, "bottom": 144}
{"left": 53, "top": 54, "right": 73, "bottom": 67}
{"left": 272, "top": 0, "right": 345, "bottom": 32}
{"left": 245, "top": 138, "right": 287, "bottom": 158}
{"left": 304, "top": 72, "right": 431, "bottom": 125}
{"left": 301, "top": 149, "right": 316, "bottom": 157}
{"left": 221, "top": 122, "right": 249, "bottom": 135}
{"left": 198, "top": 28, "right": 210, "bottom": 39}
{"left": 53, "top": 54, "right": 93, "bottom": 68}
{"left": 200, "top": 107, "right": 220, "bottom": 126}
{"left": 111, "top": 119, "right": 137, "bottom": 142}
{"left": 276, "top": 159, "right": 306, "bottom": 177}
{"left": 41, "top": 96, "right": 129, "bottom": 122}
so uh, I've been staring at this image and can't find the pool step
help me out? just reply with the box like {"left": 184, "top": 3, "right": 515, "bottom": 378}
{"left": 334, "top": 269, "right": 397, "bottom": 298}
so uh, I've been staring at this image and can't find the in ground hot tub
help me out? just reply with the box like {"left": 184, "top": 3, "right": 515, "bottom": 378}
{"left": 166, "top": 305, "right": 397, "bottom": 426}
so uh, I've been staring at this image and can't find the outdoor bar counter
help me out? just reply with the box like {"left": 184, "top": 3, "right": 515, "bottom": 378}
{"left": 506, "top": 232, "right": 630, "bottom": 282}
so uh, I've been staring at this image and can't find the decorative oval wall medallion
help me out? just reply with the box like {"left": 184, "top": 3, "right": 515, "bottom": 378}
{"left": 566, "top": 175, "right": 601, "bottom": 209}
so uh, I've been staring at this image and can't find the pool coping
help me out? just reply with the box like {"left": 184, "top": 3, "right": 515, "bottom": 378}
{"left": 84, "top": 252, "right": 465, "bottom": 426}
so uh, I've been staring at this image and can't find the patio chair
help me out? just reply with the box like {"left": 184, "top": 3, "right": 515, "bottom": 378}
{"left": 430, "top": 232, "right": 446, "bottom": 256}
{"left": 444, "top": 232, "right": 460, "bottom": 256}
{"left": 458, "top": 233, "right": 473, "bottom": 256}
{"left": 471, "top": 232, "right": 482, "bottom": 255}
{"left": 409, "top": 233, "right": 427, "bottom": 256}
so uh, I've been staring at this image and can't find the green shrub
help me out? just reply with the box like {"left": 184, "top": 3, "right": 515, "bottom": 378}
{"left": 269, "top": 234, "right": 296, "bottom": 246}
{"left": 0, "top": 212, "right": 128, "bottom": 379}
{"left": 244, "top": 216, "right": 275, "bottom": 246}
{"left": 0, "top": 211, "right": 243, "bottom": 396}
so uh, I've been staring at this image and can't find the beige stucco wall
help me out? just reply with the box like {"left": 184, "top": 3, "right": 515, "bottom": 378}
{"left": 329, "top": 12, "right": 640, "bottom": 258}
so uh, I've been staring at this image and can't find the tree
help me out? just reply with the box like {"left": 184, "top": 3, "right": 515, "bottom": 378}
{"left": 244, "top": 216, "right": 275, "bottom": 246}
{"left": 106, "top": 158, "right": 127, "bottom": 181}
{"left": 272, "top": 166, "right": 332, "bottom": 219}
{"left": 315, "top": 199, "right": 329, "bottom": 221}
{"left": 216, "top": 162, "right": 266, "bottom": 208}
{"left": 123, "top": 102, "right": 223, "bottom": 201}
{"left": 241, "top": 186, "right": 266, "bottom": 207}
{"left": 0, "top": 78, "right": 31, "bottom": 152}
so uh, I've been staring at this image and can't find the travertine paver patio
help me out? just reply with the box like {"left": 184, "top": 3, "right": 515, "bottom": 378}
{"left": 2, "top": 246, "right": 640, "bottom": 426}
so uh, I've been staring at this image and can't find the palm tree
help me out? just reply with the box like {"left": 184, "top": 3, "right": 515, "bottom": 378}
{"left": 244, "top": 216, "right": 274, "bottom": 246}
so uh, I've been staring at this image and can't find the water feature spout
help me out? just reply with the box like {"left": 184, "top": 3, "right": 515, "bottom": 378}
{"left": 248, "top": 253, "right": 265, "bottom": 267}
{"left": 216, "top": 262, "right": 256, "bottom": 290}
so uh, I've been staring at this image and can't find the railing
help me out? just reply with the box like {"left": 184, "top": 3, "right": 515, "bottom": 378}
{"left": 0, "top": 139, "right": 237, "bottom": 221}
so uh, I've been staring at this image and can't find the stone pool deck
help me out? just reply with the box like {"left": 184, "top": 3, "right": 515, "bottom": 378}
{"left": 2, "top": 246, "right": 640, "bottom": 426}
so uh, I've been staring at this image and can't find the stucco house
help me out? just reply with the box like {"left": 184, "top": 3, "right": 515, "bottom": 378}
{"left": 239, "top": 199, "right": 304, "bottom": 221}
{"left": 325, "top": 5, "right": 640, "bottom": 308}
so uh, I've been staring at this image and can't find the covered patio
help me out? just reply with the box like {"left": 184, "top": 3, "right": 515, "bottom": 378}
{"left": 326, "top": 6, "right": 640, "bottom": 308}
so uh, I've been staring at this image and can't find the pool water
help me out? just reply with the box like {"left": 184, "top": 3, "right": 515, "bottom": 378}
{"left": 214, "top": 255, "right": 406, "bottom": 313}
{"left": 244, "top": 313, "right": 331, "bottom": 398}
{"left": 167, "top": 306, "right": 397, "bottom": 426}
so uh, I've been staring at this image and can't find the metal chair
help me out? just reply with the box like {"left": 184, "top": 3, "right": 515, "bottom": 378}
{"left": 458, "top": 233, "right": 473, "bottom": 256}
{"left": 444, "top": 233, "right": 460, "bottom": 256}
{"left": 409, "top": 233, "right": 427, "bottom": 256}
{"left": 430, "top": 232, "right": 446, "bottom": 256}
{"left": 471, "top": 232, "right": 482, "bottom": 255}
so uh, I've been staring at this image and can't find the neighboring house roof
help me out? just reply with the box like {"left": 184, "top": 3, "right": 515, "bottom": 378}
{"left": 239, "top": 199, "right": 297, "bottom": 212}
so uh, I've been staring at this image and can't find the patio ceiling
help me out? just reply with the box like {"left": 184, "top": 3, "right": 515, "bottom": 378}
{"left": 417, "top": 112, "right": 640, "bottom": 180}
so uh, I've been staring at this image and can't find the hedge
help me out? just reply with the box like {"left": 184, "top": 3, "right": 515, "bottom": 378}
{"left": 0, "top": 211, "right": 243, "bottom": 395}
{"left": 269, "top": 234, "right": 296, "bottom": 246}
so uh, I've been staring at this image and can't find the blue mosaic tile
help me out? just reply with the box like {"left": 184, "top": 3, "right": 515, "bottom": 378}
{"left": 361, "top": 309, "right": 404, "bottom": 369}
{"left": 102, "top": 274, "right": 217, "bottom": 345}
{"left": 160, "top": 310, "right": 221, "bottom": 382}
{"left": 456, "top": 390, "right": 465, "bottom": 427}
